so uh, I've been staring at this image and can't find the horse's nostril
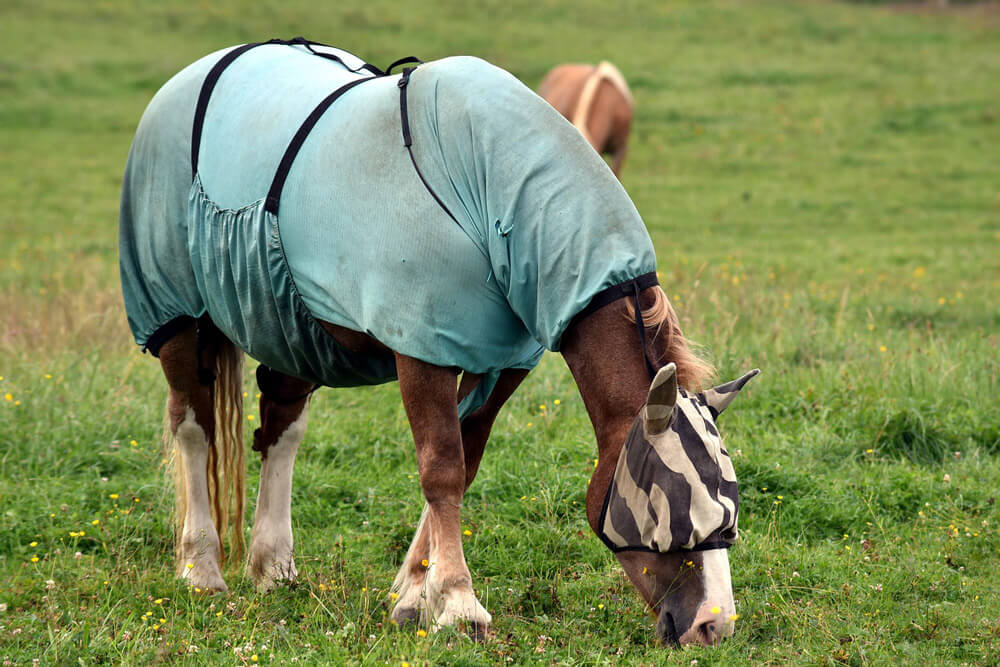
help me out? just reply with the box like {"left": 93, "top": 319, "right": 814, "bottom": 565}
{"left": 697, "top": 620, "right": 722, "bottom": 645}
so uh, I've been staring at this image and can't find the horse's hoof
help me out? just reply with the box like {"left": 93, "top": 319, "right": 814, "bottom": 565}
{"left": 392, "top": 606, "right": 422, "bottom": 626}
{"left": 180, "top": 564, "right": 228, "bottom": 593}
{"left": 466, "top": 621, "right": 489, "bottom": 643}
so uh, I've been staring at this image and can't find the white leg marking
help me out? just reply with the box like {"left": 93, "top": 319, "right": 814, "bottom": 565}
{"left": 248, "top": 405, "right": 308, "bottom": 592}
{"left": 423, "top": 513, "right": 491, "bottom": 634}
{"left": 175, "top": 407, "right": 227, "bottom": 592}
{"left": 390, "top": 504, "right": 430, "bottom": 624}
{"left": 390, "top": 503, "right": 493, "bottom": 633}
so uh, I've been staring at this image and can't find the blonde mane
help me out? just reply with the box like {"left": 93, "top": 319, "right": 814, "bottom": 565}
{"left": 624, "top": 285, "right": 714, "bottom": 390}
{"left": 571, "top": 61, "right": 634, "bottom": 144}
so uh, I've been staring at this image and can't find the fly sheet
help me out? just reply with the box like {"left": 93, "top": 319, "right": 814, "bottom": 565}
{"left": 119, "top": 40, "right": 657, "bottom": 417}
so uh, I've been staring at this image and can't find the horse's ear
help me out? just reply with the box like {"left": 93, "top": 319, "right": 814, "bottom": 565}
{"left": 645, "top": 363, "right": 678, "bottom": 435}
{"left": 701, "top": 369, "right": 760, "bottom": 417}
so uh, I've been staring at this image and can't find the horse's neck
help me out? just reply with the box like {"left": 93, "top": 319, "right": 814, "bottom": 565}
{"left": 561, "top": 299, "right": 651, "bottom": 533}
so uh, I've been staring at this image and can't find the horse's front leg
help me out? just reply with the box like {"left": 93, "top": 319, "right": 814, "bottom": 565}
{"left": 392, "top": 364, "right": 527, "bottom": 634}
{"left": 247, "top": 368, "right": 313, "bottom": 592}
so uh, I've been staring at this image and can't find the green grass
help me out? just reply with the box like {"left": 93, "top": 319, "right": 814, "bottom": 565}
{"left": 2, "top": 0, "right": 999, "bottom": 663}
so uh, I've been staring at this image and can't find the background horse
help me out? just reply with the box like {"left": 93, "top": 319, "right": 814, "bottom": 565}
{"left": 120, "top": 40, "right": 749, "bottom": 646}
{"left": 537, "top": 62, "right": 634, "bottom": 178}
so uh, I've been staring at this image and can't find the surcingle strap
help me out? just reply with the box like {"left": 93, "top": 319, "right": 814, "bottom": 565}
{"left": 264, "top": 75, "right": 378, "bottom": 214}
{"left": 397, "top": 67, "right": 460, "bottom": 226}
{"left": 631, "top": 280, "right": 656, "bottom": 381}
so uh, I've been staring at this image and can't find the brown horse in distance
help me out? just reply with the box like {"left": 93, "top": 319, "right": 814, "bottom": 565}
{"left": 537, "top": 62, "right": 634, "bottom": 178}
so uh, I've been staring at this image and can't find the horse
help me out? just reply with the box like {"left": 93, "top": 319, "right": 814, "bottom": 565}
{"left": 537, "top": 62, "right": 634, "bottom": 178}
{"left": 119, "top": 38, "right": 757, "bottom": 647}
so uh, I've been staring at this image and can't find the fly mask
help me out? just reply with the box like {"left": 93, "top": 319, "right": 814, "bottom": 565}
{"left": 599, "top": 363, "right": 759, "bottom": 553}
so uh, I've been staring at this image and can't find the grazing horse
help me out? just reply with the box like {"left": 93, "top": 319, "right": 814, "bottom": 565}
{"left": 119, "top": 39, "right": 757, "bottom": 646}
{"left": 537, "top": 62, "right": 634, "bottom": 178}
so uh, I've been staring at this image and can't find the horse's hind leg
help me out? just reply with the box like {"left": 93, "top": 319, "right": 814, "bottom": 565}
{"left": 247, "top": 367, "right": 313, "bottom": 592}
{"left": 391, "top": 365, "right": 528, "bottom": 634}
{"left": 159, "top": 324, "right": 228, "bottom": 592}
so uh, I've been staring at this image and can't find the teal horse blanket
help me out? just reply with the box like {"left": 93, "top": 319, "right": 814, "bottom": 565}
{"left": 119, "top": 41, "right": 656, "bottom": 417}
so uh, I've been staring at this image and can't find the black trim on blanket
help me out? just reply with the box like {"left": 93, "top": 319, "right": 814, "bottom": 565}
{"left": 144, "top": 315, "right": 196, "bottom": 358}
{"left": 568, "top": 272, "right": 659, "bottom": 330}
{"left": 264, "top": 76, "right": 378, "bottom": 214}
{"left": 397, "top": 67, "right": 461, "bottom": 226}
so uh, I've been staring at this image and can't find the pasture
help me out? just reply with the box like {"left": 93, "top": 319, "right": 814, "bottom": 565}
{"left": 1, "top": 0, "right": 998, "bottom": 663}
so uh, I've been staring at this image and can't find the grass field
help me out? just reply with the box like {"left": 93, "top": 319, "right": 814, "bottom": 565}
{"left": 2, "top": 0, "right": 999, "bottom": 663}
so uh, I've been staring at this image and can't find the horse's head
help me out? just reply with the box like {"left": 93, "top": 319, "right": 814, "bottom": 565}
{"left": 598, "top": 363, "right": 758, "bottom": 646}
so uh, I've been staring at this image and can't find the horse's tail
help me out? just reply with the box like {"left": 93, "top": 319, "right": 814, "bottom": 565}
{"left": 571, "top": 61, "right": 633, "bottom": 143}
{"left": 167, "top": 337, "right": 246, "bottom": 568}
{"left": 625, "top": 285, "right": 715, "bottom": 390}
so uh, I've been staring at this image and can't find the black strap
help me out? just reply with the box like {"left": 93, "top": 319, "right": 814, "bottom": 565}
{"left": 632, "top": 280, "right": 657, "bottom": 381}
{"left": 191, "top": 38, "right": 390, "bottom": 182}
{"left": 285, "top": 36, "right": 385, "bottom": 76}
{"left": 569, "top": 272, "right": 659, "bottom": 328}
{"left": 192, "top": 40, "right": 280, "bottom": 180}
{"left": 264, "top": 76, "right": 376, "bottom": 214}
{"left": 397, "top": 67, "right": 460, "bottom": 225}
{"left": 385, "top": 56, "right": 422, "bottom": 74}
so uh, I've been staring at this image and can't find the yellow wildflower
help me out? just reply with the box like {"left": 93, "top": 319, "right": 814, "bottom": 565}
{"left": 30, "top": 555, "right": 39, "bottom": 563}
{"left": 109, "top": 493, "right": 119, "bottom": 500}
{"left": 216, "top": 611, "right": 223, "bottom": 617}
{"left": 879, "top": 345, "right": 887, "bottom": 353}
{"left": 186, "top": 563, "right": 194, "bottom": 570}
{"left": 421, "top": 559, "right": 429, "bottom": 568}
{"left": 130, "top": 440, "right": 138, "bottom": 447}
{"left": 3, "top": 393, "right": 11, "bottom": 402}
{"left": 251, "top": 655, "right": 258, "bottom": 662}
{"left": 463, "top": 529, "right": 472, "bottom": 536}
{"left": 729, "top": 614, "right": 740, "bottom": 621}
{"left": 91, "top": 519, "right": 100, "bottom": 526}
{"left": 247, "top": 414, "right": 255, "bottom": 421}
{"left": 29, "top": 541, "right": 38, "bottom": 547}
{"left": 553, "top": 399, "right": 561, "bottom": 405}
{"left": 416, "top": 629, "right": 427, "bottom": 637}
{"left": 154, "top": 598, "right": 163, "bottom": 605}
{"left": 390, "top": 592, "right": 399, "bottom": 601}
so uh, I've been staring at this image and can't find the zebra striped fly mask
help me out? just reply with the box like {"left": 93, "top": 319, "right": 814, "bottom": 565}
{"left": 599, "top": 363, "right": 759, "bottom": 554}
